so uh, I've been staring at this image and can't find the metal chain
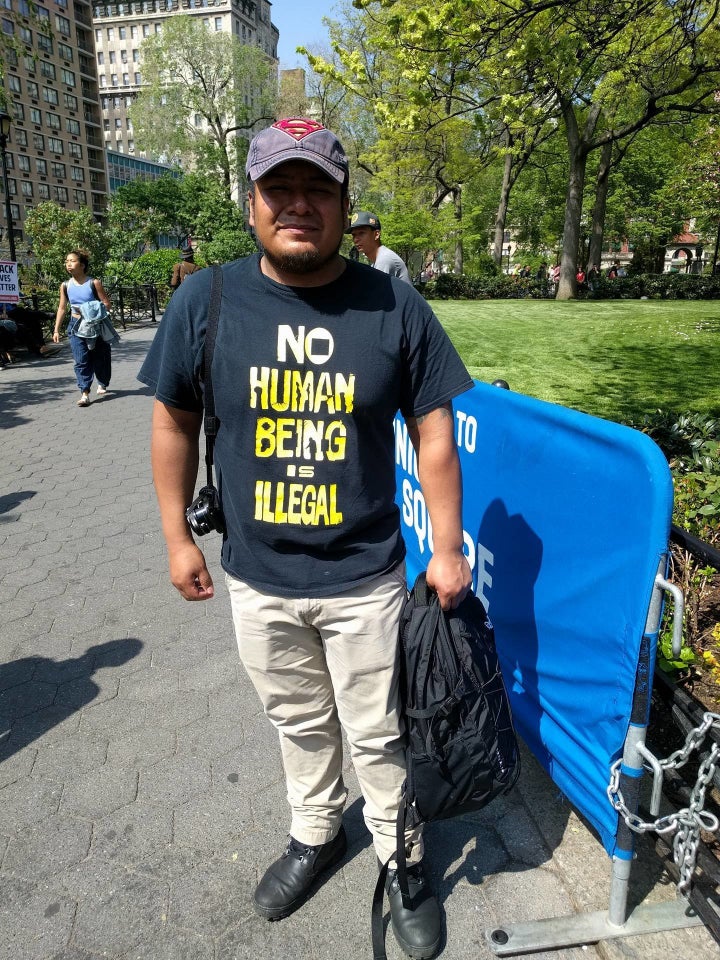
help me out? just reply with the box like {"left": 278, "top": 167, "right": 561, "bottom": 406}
{"left": 607, "top": 712, "right": 720, "bottom": 892}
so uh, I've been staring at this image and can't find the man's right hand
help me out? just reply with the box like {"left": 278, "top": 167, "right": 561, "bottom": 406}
{"left": 168, "top": 542, "right": 215, "bottom": 601}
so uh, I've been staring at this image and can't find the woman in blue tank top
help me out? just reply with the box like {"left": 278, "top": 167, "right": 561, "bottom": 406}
{"left": 53, "top": 250, "right": 113, "bottom": 407}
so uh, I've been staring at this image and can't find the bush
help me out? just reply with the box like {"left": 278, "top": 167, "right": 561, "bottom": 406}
{"left": 421, "top": 271, "right": 720, "bottom": 300}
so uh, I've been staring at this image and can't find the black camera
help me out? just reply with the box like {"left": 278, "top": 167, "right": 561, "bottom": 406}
{"left": 185, "top": 485, "right": 225, "bottom": 537}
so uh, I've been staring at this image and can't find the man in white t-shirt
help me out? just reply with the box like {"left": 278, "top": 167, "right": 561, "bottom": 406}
{"left": 347, "top": 211, "right": 412, "bottom": 285}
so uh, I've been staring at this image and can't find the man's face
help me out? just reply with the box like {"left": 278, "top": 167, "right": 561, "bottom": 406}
{"left": 248, "top": 161, "right": 349, "bottom": 283}
{"left": 350, "top": 226, "right": 380, "bottom": 258}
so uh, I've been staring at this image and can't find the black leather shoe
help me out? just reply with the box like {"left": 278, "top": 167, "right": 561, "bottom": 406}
{"left": 386, "top": 862, "right": 441, "bottom": 959}
{"left": 253, "top": 826, "right": 347, "bottom": 920}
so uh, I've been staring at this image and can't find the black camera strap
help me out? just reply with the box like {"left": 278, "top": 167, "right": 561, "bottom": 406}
{"left": 202, "top": 264, "right": 223, "bottom": 488}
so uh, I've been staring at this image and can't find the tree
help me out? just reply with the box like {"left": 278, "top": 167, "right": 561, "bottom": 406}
{"left": 345, "top": 0, "right": 720, "bottom": 297}
{"left": 130, "top": 16, "right": 277, "bottom": 201}
{"left": 106, "top": 174, "right": 187, "bottom": 260}
{"left": 24, "top": 203, "right": 110, "bottom": 285}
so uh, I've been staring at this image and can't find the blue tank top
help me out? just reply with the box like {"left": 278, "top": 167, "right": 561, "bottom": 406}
{"left": 67, "top": 278, "right": 97, "bottom": 317}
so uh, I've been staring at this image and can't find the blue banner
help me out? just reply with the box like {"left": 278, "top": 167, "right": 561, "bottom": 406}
{"left": 395, "top": 382, "right": 673, "bottom": 855}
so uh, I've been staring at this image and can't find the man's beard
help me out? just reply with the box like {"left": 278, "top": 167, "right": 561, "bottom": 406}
{"left": 261, "top": 241, "right": 342, "bottom": 277}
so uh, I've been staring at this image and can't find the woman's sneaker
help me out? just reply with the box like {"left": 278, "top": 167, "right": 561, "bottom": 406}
{"left": 77, "top": 392, "right": 90, "bottom": 407}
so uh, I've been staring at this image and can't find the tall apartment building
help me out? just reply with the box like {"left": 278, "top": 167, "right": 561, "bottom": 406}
{"left": 91, "top": 0, "right": 279, "bottom": 158}
{"left": 0, "top": 0, "right": 109, "bottom": 255}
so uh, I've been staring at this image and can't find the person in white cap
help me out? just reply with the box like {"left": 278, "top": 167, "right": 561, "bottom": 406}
{"left": 139, "top": 117, "right": 472, "bottom": 960}
{"left": 347, "top": 210, "right": 413, "bottom": 284}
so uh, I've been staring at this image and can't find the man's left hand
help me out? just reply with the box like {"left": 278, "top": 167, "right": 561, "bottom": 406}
{"left": 426, "top": 550, "right": 472, "bottom": 611}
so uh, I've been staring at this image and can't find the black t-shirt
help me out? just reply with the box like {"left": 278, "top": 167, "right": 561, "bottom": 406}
{"left": 139, "top": 254, "right": 472, "bottom": 597}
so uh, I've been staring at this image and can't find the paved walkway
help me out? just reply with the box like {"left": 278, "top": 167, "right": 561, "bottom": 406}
{"left": 0, "top": 323, "right": 715, "bottom": 960}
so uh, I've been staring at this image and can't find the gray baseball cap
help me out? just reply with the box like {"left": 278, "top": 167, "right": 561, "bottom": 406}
{"left": 347, "top": 211, "right": 381, "bottom": 233}
{"left": 246, "top": 118, "right": 349, "bottom": 185}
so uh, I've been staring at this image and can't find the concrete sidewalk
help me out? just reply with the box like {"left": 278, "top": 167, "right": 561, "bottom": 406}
{"left": 0, "top": 323, "right": 715, "bottom": 960}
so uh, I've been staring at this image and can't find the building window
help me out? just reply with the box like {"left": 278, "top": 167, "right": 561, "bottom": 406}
{"left": 121, "top": 50, "right": 127, "bottom": 63}
{"left": 128, "top": 140, "right": 134, "bottom": 153}
{"left": 43, "top": 87, "right": 59, "bottom": 105}
{"left": 107, "top": 27, "right": 114, "bottom": 40}
{"left": 17, "top": 155, "right": 31, "bottom": 173}
{"left": 99, "top": 75, "right": 107, "bottom": 88}
{"left": 19, "top": 25, "right": 32, "bottom": 43}
{"left": 61, "top": 68, "right": 75, "bottom": 87}
{"left": 131, "top": 24, "right": 137, "bottom": 38}
{"left": 55, "top": 14, "right": 71, "bottom": 36}
{"left": 126, "top": 117, "right": 132, "bottom": 129}
{"left": 40, "top": 61, "right": 55, "bottom": 80}
{"left": 154, "top": 22, "right": 161, "bottom": 32}
{"left": 97, "top": 51, "right": 104, "bottom": 65}
{"left": 13, "top": 102, "right": 25, "bottom": 121}
{"left": 23, "top": 54, "right": 34, "bottom": 71}
{"left": 111, "top": 74, "right": 118, "bottom": 86}
{"left": 14, "top": 129, "right": 27, "bottom": 147}
{"left": 35, "top": 158, "right": 48, "bottom": 175}
{"left": 122, "top": 73, "right": 129, "bottom": 85}
{"left": 64, "top": 93, "right": 78, "bottom": 111}
{"left": 8, "top": 76, "right": 21, "bottom": 93}
{"left": 38, "top": 183, "right": 50, "bottom": 200}
{"left": 46, "top": 112, "right": 61, "bottom": 130}
{"left": 114, "top": 117, "right": 122, "bottom": 129}
{"left": 119, "top": 25, "right": 126, "bottom": 38}
{"left": 27, "top": 80, "right": 39, "bottom": 99}
{"left": 109, "top": 50, "right": 116, "bottom": 64}
{"left": 51, "top": 162, "right": 66, "bottom": 178}
{"left": 66, "top": 118, "right": 81, "bottom": 135}
{"left": 101, "top": 96, "right": 109, "bottom": 109}
{"left": 103, "top": 119, "right": 110, "bottom": 132}
{"left": 68, "top": 142, "right": 82, "bottom": 160}
{"left": 58, "top": 42, "right": 73, "bottom": 61}
{"left": 74, "top": 189, "right": 87, "bottom": 204}
{"left": 53, "top": 186, "right": 68, "bottom": 202}
{"left": 48, "top": 136, "right": 63, "bottom": 154}
{"left": 134, "top": 72, "right": 141, "bottom": 84}
{"left": 17, "top": 0, "right": 31, "bottom": 14}
{"left": 71, "top": 166, "right": 84, "bottom": 181}
{"left": 132, "top": 48, "right": 139, "bottom": 62}
{"left": 36, "top": 33, "right": 53, "bottom": 53}
{"left": 215, "top": 16, "right": 221, "bottom": 29}
{"left": 32, "top": 132, "right": 45, "bottom": 150}
{"left": 21, "top": 180, "right": 33, "bottom": 198}
{"left": 1, "top": 17, "right": 14, "bottom": 36}
{"left": 29, "top": 107, "right": 42, "bottom": 124}
{"left": 95, "top": 28, "right": 101, "bottom": 42}
{"left": 125, "top": 96, "right": 132, "bottom": 107}
{"left": 142, "top": 24, "right": 150, "bottom": 36}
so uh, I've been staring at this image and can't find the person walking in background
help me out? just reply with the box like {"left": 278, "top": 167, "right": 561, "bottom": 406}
{"left": 139, "top": 117, "right": 472, "bottom": 960}
{"left": 53, "top": 250, "right": 113, "bottom": 407}
{"left": 347, "top": 211, "right": 413, "bottom": 285}
{"left": 170, "top": 246, "right": 200, "bottom": 291}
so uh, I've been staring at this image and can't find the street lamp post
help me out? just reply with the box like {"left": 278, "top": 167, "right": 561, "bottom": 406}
{"left": 0, "top": 111, "right": 17, "bottom": 263}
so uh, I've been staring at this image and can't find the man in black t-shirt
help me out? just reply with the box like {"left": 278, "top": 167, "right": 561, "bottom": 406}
{"left": 139, "top": 118, "right": 472, "bottom": 960}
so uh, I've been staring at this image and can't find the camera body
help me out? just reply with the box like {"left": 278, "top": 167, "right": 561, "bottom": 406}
{"left": 186, "top": 485, "right": 225, "bottom": 537}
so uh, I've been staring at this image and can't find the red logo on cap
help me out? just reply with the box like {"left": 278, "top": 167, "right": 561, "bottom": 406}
{"left": 273, "top": 118, "right": 325, "bottom": 141}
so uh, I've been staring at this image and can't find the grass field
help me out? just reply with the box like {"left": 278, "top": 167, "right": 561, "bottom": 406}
{"left": 432, "top": 299, "right": 720, "bottom": 425}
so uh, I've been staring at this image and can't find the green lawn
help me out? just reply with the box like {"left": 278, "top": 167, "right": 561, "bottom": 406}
{"left": 433, "top": 299, "right": 720, "bottom": 424}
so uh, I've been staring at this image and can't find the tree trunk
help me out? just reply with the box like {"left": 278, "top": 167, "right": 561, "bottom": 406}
{"left": 587, "top": 140, "right": 613, "bottom": 271}
{"left": 492, "top": 146, "right": 514, "bottom": 265}
{"left": 453, "top": 186, "right": 463, "bottom": 274}
{"left": 556, "top": 101, "right": 599, "bottom": 300}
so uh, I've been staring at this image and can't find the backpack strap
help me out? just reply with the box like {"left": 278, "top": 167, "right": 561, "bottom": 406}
{"left": 201, "top": 264, "right": 223, "bottom": 488}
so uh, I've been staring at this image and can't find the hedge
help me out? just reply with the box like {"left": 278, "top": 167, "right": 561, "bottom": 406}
{"left": 420, "top": 272, "right": 720, "bottom": 300}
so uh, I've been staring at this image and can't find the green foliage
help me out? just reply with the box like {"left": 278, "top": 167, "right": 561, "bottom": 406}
{"left": 633, "top": 411, "right": 720, "bottom": 478}
{"left": 657, "top": 629, "right": 697, "bottom": 674}
{"left": 107, "top": 249, "right": 184, "bottom": 286}
{"left": 201, "top": 229, "right": 257, "bottom": 265}
{"left": 106, "top": 175, "right": 185, "bottom": 259}
{"left": 427, "top": 273, "right": 548, "bottom": 300}
{"left": 130, "top": 15, "right": 277, "bottom": 198}
{"left": 23, "top": 203, "right": 111, "bottom": 284}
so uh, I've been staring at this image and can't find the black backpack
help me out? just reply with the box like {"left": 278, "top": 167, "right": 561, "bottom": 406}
{"left": 372, "top": 572, "right": 520, "bottom": 957}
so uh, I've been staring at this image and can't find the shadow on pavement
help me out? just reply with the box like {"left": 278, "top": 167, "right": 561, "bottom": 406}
{"left": 0, "top": 637, "right": 143, "bottom": 761}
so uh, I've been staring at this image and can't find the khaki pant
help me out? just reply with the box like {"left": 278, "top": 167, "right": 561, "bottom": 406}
{"left": 226, "top": 564, "right": 423, "bottom": 865}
